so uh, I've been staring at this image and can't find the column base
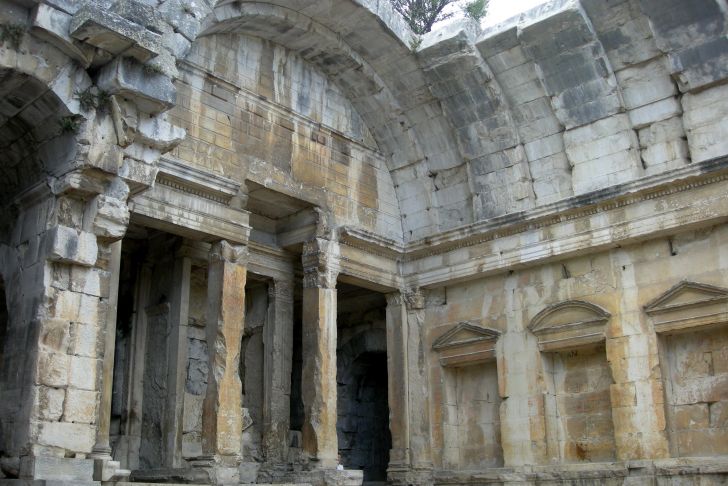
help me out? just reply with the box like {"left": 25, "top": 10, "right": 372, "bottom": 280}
{"left": 189, "top": 455, "right": 240, "bottom": 485}
{"left": 92, "top": 458, "right": 131, "bottom": 481}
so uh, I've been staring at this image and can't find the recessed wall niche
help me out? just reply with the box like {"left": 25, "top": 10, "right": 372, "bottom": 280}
{"left": 433, "top": 322, "right": 503, "bottom": 469}
{"left": 646, "top": 281, "right": 728, "bottom": 458}
{"left": 529, "top": 301, "right": 617, "bottom": 464}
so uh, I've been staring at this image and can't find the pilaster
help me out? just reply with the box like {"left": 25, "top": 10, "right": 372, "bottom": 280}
{"left": 262, "top": 278, "right": 294, "bottom": 464}
{"left": 384, "top": 292, "right": 410, "bottom": 472}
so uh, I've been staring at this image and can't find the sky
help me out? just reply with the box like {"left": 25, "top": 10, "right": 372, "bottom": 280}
{"left": 439, "top": 0, "right": 549, "bottom": 27}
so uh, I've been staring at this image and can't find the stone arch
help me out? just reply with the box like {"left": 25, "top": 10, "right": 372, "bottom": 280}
{"left": 0, "top": 67, "right": 80, "bottom": 208}
{"left": 192, "top": 0, "right": 483, "bottom": 241}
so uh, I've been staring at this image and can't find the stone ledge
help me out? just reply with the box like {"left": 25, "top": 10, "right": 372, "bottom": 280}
{"left": 97, "top": 58, "right": 175, "bottom": 115}
{"left": 70, "top": 3, "right": 161, "bottom": 63}
{"left": 433, "top": 457, "right": 728, "bottom": 483}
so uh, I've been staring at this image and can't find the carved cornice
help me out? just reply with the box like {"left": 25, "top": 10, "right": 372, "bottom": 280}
{"left": 432, "top": 321, "right": 501, "bottom": 366}
{"left": 338, "top": 226, "right": 405, "bottom": 257}
{"left": 645, "top": 280, "right": 728, "bottom": 333}
{"left": 326, "top": 156, "right": 728, "bottom": 291}
{"left": 156, "top": 155, "right": 241, "bottom": 205}
{"left": 529, "top": 300, "right": 611, "bottom": 351}
{"left": 404, "top": 156, "right": 728, "bottom": 260}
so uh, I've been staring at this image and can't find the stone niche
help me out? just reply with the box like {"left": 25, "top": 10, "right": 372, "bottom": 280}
{"left": 529, "top": 301, "right": 617, "bottom": 464}
{"left": 433, "top": 322, "right": 503, "bottom": 468}
{"left": 646, "top": 281, "right": 728, "bottom": 457}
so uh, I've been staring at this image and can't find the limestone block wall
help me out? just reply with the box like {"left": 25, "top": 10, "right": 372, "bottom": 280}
{"left": 542, "top": 345, "right": 616, "bottom": 463}
{"left": 408, "top": 0, "right": 728, "bottom": 242}
{"left": 426, "top": 222, "right": 728, "bottom": 471}
{"left": 661, "top": 326, "right": 728, "bottom": 457}
{"left": 441, "top": 363, "right": 503, "bottom": 469}
{"left": 169, "top": 33, "right": 404, "bottom": 243}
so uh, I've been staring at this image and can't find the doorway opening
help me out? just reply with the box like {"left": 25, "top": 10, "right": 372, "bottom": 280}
{"left": 336, "top": 282, "right": 391, "bottom": 483}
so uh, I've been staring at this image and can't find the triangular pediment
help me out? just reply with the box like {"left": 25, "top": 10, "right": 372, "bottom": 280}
{"left": 529, "top": 300, "right": 610, "bottom": 334}
{"left": 432, "top": 322, "right": 500, "bottom": 350}
{"left": 644, "top": 280, "right": 728, "bottom": 314}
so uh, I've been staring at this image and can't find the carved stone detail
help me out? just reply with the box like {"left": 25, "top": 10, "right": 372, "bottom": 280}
{"left": 529, "top": 300, "right": 611, "bottom": 351}
{"left": 302, "top": 238, "right": 340, "bottom": 289}
{"left": 432, "top": 321, "right": 501, "bottom": 366}
{"left": 644, "top": 280, "right": 728, "bottom": 333}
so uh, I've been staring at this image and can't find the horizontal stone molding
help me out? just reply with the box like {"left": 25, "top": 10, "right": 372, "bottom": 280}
{"left": 130, "top": 157, "right": 250, "bottom": 244}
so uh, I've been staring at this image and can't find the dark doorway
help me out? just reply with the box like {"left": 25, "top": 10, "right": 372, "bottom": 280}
{"left": 336, "top": 282, "right": 391, "bottom": 482}
{"left": 338, "top": 350, "right": 391, "bottom": 482}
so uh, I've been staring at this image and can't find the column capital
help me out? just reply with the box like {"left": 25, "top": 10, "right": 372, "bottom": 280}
{"left": 209, "top": 240, "right": 248, "bottom": 264}
{"left": 269, "top": 279, "right": 294, "bottom": 302}
{"left": 404, "top": 289, "right": 425, "bottom": 310}
{"left": 385, "top": 292, "right": 405, "bottom": 307}
{"left": 302, "top": 238, "right": 339, "bottom": 289}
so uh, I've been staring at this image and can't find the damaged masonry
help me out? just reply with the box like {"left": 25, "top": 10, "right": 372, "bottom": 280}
{"left": 1, "top": 0, "right": 728, "bottom": 485}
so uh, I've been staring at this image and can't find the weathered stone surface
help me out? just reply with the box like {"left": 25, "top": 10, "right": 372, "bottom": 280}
{"left": 70, "top": 2, "right": 161, "bottom": 62}
{"left": 4, "top": 0, "right": 728, "bottom": 484}
{"left": 97, "top": 57, "right": 175, "bottom": 115}
{"left": 45, "top": 226, "right": 98, "bottom": 267}
{"left": 200, "top": 241, "right": 248, "bottom": 463}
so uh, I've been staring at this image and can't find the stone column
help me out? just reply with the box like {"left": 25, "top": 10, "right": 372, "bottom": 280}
{"left": 262, "top": 279, "right": 294, "bottom": 463}
{"left": 164, "top": 254, "right": 192, "bottom": 468}
{"left": 301, "top": 238, "right": 340, "bottom": 468}
{"left": 90, "top": 240, "right": 123, "bottom": 461}
{"left": 403, "top": 290, "right": 434, "bottom": 484}
{"left": 196, "top": 240, "right": 248, "bottom": 484}
{"left": 385, "top": 293, "right": 410, "bottom": 476}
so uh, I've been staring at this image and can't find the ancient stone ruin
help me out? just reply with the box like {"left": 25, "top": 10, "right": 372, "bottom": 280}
{"left": 0, "top": 0, "right": 727, "bottom": 485}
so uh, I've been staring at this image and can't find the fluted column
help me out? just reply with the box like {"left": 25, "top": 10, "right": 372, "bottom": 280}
{"left": 263, "top": 278, "right": 295, "bottom": 463}
{"left": 301, "top": 238, "right": 340, "bottom": 468}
